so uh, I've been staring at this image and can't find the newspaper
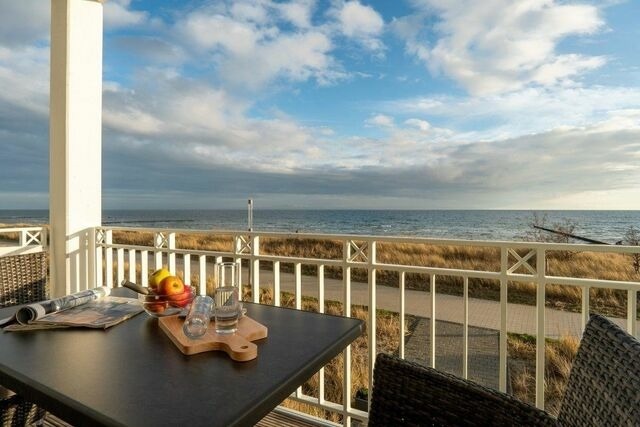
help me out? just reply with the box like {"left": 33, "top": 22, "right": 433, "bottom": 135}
{"left": 0, "top": 287, "right": 144, "bottom": 331}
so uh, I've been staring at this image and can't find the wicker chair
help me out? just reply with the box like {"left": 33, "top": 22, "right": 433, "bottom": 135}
{"left": 0, "top": 252, "right": 49, "bottom": 427}
{"left": 369, "top": 314, "right": 640, "bottom": 426}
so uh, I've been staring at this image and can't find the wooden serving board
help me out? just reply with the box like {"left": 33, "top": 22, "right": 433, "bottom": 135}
{"left": 158, "top": 315, "right": 268, "bottom": 362}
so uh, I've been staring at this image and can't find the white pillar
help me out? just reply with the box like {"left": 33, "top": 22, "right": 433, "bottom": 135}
{"left": 50, "top": 0, "right": 103, "bottom": 297}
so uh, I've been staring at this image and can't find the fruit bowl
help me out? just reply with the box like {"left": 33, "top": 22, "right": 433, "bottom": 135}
{"left": 139, "top": 286, "right": 196, "bottom": 317}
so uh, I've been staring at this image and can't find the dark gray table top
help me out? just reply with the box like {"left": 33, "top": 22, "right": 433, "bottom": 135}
{"left": 0, "top": 294, "right": 363, "bottom": 427}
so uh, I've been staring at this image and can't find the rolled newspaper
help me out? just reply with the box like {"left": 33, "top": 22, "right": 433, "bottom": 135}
{"left": 1, "top": 287, "right": 111, "bottom": 327}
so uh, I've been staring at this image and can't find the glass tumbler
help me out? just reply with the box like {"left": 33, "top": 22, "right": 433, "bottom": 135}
{"left": 183, "top": 295, "right": 213, "bottom": 339}
{"left": 214, "top": 262, "right": 241, "bottom": 334}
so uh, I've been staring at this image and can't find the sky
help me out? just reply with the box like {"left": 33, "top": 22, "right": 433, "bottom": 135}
{"left": 0, "top": 0, "right": 639, "bottom": 210}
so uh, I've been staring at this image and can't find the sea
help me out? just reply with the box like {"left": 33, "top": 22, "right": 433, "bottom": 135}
{"left": 1, "top": 209, "right": 639, "bottom": 244}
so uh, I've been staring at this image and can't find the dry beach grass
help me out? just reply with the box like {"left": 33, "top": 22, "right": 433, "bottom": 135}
{"left": 108, "top": 229, "right": 640, "bottom": 317}
{"left": 508, "top": 333, "right": 580, "bottom": 415}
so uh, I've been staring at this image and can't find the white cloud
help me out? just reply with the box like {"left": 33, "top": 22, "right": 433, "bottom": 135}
{"left": 276, "top": 1, "right": 316, "bottom": 28}
{"left": 540, "top": 188, "right": 640, "bottom": 210}
{"left": 220, "top": 31, "right": 343, "bottom": 88}
{"left": 383, "top": 85, "right": 640, "bottom": 140}
{"left": 404, "top": 118, "right": 431, "bottom": 132}
{"left": 366, "top": 114, "right": 395, "bottom": 128}
{"left": 0, "top": 0, "right": 49, "bottom": 46}
{"left": 175, "top": 2, "right": 349, "bottom": 89}
{"left": 104, "top": 0, "right": 148, "bottom": 29}
{"left": 178, "top": 13, "right": 261, "bottom": 55}
{"left": 0, "top": 46, "right": 49, "bottom": 116}
{"left": 333, "top": 1, "right": 385, "bottom": 51}
{"left": 229, "top": 1, "right": 270, "bottom": 24}
{"left": 100, "top": 69, "right": 338, "bottom": 173}
{"left": 394, "top": 0, "right": 605, "bottom": 95}
{"left": 337, "top": 1, "right": 384, "bottom": 37}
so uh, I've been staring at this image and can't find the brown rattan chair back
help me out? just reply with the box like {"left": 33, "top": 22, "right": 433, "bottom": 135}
{"left": 0, "top": 252, "right": 49, "bottom": 309}
{"left": 0, "top": 252, "right": 49, "bottom": 426}
{"left": 369, "top": 353, "right": 556, "bottom": 426}
{"left": 557, "top": 314, "right": 640, "bottom": 426}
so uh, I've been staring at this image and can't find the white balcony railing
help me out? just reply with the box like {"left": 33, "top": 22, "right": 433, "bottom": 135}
{"left": 2, "top": 225, "right": 640, "bottom": 426}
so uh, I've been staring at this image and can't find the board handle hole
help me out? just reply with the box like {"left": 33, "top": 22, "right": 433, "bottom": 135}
{"left": 241, "top": 345, "right": 249, "bottom": 349}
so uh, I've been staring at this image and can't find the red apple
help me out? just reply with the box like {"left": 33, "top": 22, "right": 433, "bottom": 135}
{"left": 146, "top": 302, "right": 166, "bottom": 314}
{"left": 169, "top": 286, "right": 194, "bottom": 308}
{"left": 167, "top": 285, "right": 192, "bottom": 300}
{"left": 158, "top": 276, "right": 185, "bottom": 296}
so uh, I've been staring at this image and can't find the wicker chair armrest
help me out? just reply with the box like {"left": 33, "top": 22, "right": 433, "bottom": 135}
{"left": 369, "top": 353, "right": 557, "bottom": 426}
{"left": 0, "top": 393, "right": 46, "bottom": 426}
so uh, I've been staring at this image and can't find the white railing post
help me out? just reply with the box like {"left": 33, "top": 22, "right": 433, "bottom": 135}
{"left": 154, "top": 232, "right": 164, "bottom": 270}
{"left": 342, "top": 239, "right": 352, "bottom": 427}
{"left": 199, "top": 255, "right": 207, "bottom": 296}
{"left": 251, "top": 235, "right": 260, "bottom": 303}
{"left": 87, "top": 227, "right": 97, "bottom": 288}
{"left": 141, "top": 250, "right": 148, "bottom": 286}
{"left": 628, "top": 290, "right": 637, "bottom": 338}
{"left": 535, "top": 248, "right": 546, "bottom": 409}
{"left": 463, "top": 276, "right": 469, "bottom": 379}
{"left": 117, "top": 248, "right": 124, "bottom": 284}
{"left": 499, "top": 246, "right": 508, "bottom": 392}
{"left": 183, "top": 254, "right": 191, "bottom": 285}
{"left": 318, "top": 264, "right": 325, "bottom": 405}
{"left": 430, "top": 274, "right": 436, "bottom": 368}
{"left": 105, "top": 230, "right": 113, "bottom": 288}
{"left": 128, "top": 249, "right": 137, "bottom": 283}
{"left": 295, "top": 263, "right": 302, "bottom": 310}
{"left": 582, "top": 286, "right": 590, "bottom": 332}
{"left": 294, "top": 268, "right": 309, "bottom": 397}
{"left": 367, "top": 240, "right": 377, "bottom": 410}
{"left": 18, "top": 230, "right": 27, "bottom": 248}
{"left": 400, "top": 271, "right": 406, "bottom": 360}
{"left": 273, "top": 261, "right": 281, "bottom": 307}
{"left": 94, "top": 228, "right": 103, "bottom": 288}
{"left": 168, "top": 232, "right": 176, "bottom": 273}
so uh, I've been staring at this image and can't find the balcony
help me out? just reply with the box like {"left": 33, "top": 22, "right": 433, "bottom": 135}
{"left": 2, "top": 1, "right": 640, "bottom": 425}
{"left": 2, "top": 224, "right": 639, "bottom": 425}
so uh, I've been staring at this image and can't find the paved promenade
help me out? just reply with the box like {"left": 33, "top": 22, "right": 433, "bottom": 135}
{"left": 249, "top": 267, "right": 631, "bottom": 338}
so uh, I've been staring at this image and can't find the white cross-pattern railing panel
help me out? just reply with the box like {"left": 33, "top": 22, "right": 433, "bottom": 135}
{"left": 234, "top": 235, "right": 252, "bottom": 255}
{"left": 0, "top": 226, "right": 47, "bottom": 256}
{"left": 92, "top": 226, "right": 640, "bottom": 424}
{"left": 507, "top": 248, "right": 537, "bottom": 275}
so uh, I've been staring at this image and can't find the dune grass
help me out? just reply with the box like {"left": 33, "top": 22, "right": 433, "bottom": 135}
{"left": 508, "top": 333, "right": 580, "bottom": 416}
{"left": 107, "top": 230, "right": 640, "bottom": 317}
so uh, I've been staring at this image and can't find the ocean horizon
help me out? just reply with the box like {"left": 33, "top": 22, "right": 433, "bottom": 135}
{"left": 1, "top": 209, "right": 639, "bottom": 243}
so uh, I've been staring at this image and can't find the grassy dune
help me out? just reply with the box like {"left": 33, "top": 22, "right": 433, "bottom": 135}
{"left": 508, "top": 333, "right": 579, "bottom": 415}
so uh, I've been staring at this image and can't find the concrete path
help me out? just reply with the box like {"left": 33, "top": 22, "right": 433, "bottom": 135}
{"left": 247, "top": 266, "right": 632, "bottom": 338}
